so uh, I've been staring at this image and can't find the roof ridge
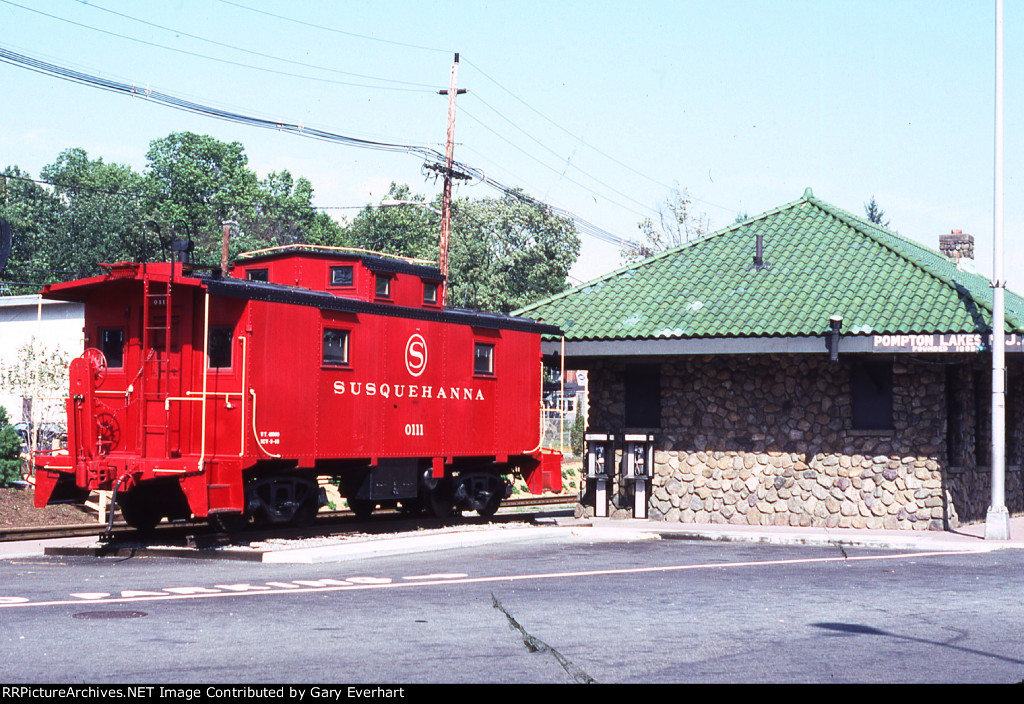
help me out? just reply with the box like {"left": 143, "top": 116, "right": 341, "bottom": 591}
{"left": 515, "top": 194, "right": 810, "bottom": 316}
{"left": 802, "top": 193, "right": 1022, "bottom": 332}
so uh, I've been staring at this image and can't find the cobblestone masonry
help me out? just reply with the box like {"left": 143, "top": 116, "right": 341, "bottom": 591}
{"left": 579, "top": 354, "right": 1024, "bottom": 530}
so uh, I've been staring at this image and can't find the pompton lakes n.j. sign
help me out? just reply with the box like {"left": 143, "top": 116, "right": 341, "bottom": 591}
{"left": 870, "top": 333, "right": 1024, "bottom": 353}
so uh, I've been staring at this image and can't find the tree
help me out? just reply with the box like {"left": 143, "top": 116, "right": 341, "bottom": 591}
{"left": 144, "top": 132, "right": 343, "bottom": 264}
{"left": 230, "top": 169, "right": 344, "bottom": 258}
{"left": 0, "top": 406, "right": 24, "bottom": 487}
{"left": 343, "top": 183, "right": 437, "bottom": 258}
{"left": 0, "top": 165, "right": 63, "bottom": 289}
{"left": 446, "top": 191, "right": 580, "bottom": 313}
{"left": 343, "top": 185, "right": 580, "bottom": 313}
{"left": 40, "top": 148, "right": 150, "bottom": 272}
{"left": 0, "top": 337, "right": 69, "bottom": 460}
{"left": 144, "top": 132, "right": 260, "bottom": 263}
{"left": 623, "top": 186, "right": 710, "bottom": 263}
{"left": 864, "top": 196, "right": 891, "bottom": 228}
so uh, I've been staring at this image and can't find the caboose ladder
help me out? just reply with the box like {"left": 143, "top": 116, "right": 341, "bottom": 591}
{"left": 138, "top": 276, "right": 174, "bottom": 455}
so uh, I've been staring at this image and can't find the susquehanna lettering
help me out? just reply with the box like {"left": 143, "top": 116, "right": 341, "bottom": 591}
{"left": 333, "top": 380, "right": 484, "bottom": 401}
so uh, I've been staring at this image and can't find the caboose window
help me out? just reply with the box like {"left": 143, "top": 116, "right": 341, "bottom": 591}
{"left": 423, "top": 281, "right": 439, "bottom": 305}
{"left": 474, "top": 343, "right": 494, "bottom": 375}
{"left": 375, "top": 274, "right": 391, "bottom": 298}
{"left": 246, "top": 268, "right": 269, "bottom": 282}
{"left": 323, "top": 329, "right": 350, "bottom": 366}
{"left": 99, "top": 328, "right": 124, "bottom": 368}
{"left": 330, "top": 266, "right": 354, "bottom": 287}
{"left": 207, "top": 327, "right": 233, "bottom": 368}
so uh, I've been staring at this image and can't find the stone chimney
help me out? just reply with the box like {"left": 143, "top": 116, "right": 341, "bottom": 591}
{"left": 939, "top": 230, "right": 974, "bottom": 261}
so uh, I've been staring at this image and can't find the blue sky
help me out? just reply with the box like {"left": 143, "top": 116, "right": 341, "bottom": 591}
{"left": 0, "top": 0, "right": 1018, "bottom": 285}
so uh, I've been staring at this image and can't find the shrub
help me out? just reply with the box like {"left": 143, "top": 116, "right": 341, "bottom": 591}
{"left": 569, "top": 410, "right": 585, "bottom": 458}
{"left": 0, "top": 407, "right": 25, "bottom": 487}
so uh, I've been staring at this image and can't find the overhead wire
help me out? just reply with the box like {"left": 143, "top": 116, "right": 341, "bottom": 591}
{"left": 64, "top": 0, "right": 440, "bottom": 91}
{"left": 1, "top": 2, "right": 650, "bottom": 252}
{"left": 2, "top": 0, "right": 437, "bottom": 93}
{"left": 0, "top": 46, "right": 446, "bottom": 160}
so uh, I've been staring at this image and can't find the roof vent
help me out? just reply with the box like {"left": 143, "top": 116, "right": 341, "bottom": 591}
{"left": 939, "top": 230, "right": 974, "bottom": 261}
{"left": 749, "top": 232, "right": 770, "bottom": 271}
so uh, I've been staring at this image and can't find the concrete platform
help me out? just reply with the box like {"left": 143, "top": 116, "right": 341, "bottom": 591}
{"left": 4, "top": 514, "right": 1023, "bottom": 563}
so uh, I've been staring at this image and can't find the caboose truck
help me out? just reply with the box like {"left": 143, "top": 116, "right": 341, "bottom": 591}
{"left": 31, "top": 245, "right": 562, "bottom": 531}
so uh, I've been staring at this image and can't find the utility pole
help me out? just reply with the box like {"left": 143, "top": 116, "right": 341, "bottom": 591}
{"left": 437, "top": 52, "right": 466, "bottom": 306}
{"left": 987, "top": 0, "right": 1010, "bottom": 540}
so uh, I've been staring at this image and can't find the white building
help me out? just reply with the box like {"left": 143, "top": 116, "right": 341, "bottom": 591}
{"left": 0, "top": 294, "right": 83, "bottom": 426}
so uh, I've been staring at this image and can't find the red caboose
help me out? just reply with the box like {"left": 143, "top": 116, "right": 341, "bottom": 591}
{"left": 32, "top": 245, "right": 562, "bottom": 530}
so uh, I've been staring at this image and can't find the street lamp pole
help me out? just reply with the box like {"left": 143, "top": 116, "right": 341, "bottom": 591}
{"left": 987, "top": 0, "right": 1010, "bottom": 541}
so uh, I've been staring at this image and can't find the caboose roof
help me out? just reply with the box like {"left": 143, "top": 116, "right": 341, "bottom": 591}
{"left": 205, "top": 275, "right": 560, "bottom": 335}
{"left": 234, "top": 245, "right": 443, "bottom": 280}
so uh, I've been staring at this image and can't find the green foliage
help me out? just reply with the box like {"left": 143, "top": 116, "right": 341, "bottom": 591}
{"left": 1, "top": 165, "right": 62, "bottom": 279}
{"left": 446, "top": 192, "right": 580, "bottom": 313}
{"left": 570, "top": 409, "right": 586, "bottom": 458}
{"left": 0, "top": 406, "right": 25, "bottom": 487}
{"left": 1, "top": 134, "right": 576, "bottom": 311}
{"left": 344, "top": 183, "right": 435, "bottom": 258}
{"left": 41, "top": 148, "right": 151, "bottom": 273}
{"left": 345, "top": 185, "right": 580, "bottom": 313}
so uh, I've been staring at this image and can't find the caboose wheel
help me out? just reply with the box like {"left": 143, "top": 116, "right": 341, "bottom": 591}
{"left": 117, "top": 489, "right": 162, "bottom": 533}
{"left": 347, "top": 498, "right": 376, "bottom": 520}
{"left": 424, "top": 479, "right": 456, "bottom": 518}
{"left": 476, "top": 491, "right": 503, "bottom": 518}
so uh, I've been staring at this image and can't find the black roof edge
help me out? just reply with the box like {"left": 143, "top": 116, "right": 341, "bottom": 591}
{"left": 204, "top": 277, "right": 561, "bottom": 335}
{"left": 236, "top": 249, "right": 443, "bottom": 280}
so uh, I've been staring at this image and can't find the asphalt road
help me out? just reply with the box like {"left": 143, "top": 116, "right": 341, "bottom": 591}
{"left": 2, "top": 535, "right": 1024, "bottom": 684}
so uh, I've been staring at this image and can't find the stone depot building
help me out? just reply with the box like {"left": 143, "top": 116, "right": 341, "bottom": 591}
{"left": 519, "top": 189, "right": 1024, "bottom": 530}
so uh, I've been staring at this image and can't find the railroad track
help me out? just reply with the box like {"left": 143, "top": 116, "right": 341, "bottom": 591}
{"left": 0, "top": 494, "right": 577, "bottom": 544}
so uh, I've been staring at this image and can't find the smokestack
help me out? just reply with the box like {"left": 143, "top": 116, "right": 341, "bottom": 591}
{"left": 220, "top": 221, "right": 236, "bottom": 275}
{"left": 939, "top": 230, "right": 974, "bottom": 261}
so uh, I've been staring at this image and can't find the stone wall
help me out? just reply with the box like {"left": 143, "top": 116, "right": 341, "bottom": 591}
{"left": 579, "top": 354, "right": 1024, "bottom": 530}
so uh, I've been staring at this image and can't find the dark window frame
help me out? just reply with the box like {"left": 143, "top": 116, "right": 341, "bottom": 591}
{"left": 322, "top": 327, "right": 351, "bottom": 367}
{"left": 99, "top": 327, "right": 125, "bottom": 369}
{"left": 207, "top": 326, "right": 234, "bottom": 370}
{"left": 851, "top": 359, "right": 894, "bottom": 430}
{"left": 473, "top": 342, "right": 495, "bottom": 376}
{"left": 423, "top": 280, "right": 439, "bottom": 305}
{"left": 624, "top": 364, "right": 661, "bottom": 428}
{"left": 329, "top": 265, "right": 355, "bottom": 288}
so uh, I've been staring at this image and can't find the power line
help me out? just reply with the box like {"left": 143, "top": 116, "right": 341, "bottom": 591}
{"left": 462, "top": 57, "right": 738, "bottom": 217}
{"left": 0, "top": 45, "right": 641, "bottom": 253}
{"left": 66, "top": 0, "right": 440, "bottom": 91}
{"left": 0, "top": 45, "right": 444, "bottom": 158}
{"left": 2, "top": 0, "right": 436, "bottom": 93}
{"left": 215, "top": 0, "right": 453, "bottom": 55}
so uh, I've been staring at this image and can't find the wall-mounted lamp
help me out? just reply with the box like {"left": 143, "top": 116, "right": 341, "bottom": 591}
{"left": 828, "top": 314, "right": 843, "bottom": 362}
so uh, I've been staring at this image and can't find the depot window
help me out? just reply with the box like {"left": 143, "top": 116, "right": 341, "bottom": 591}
{"left": 99, "top": 327, "right": 125, "bottom": 368}
{"left": 851, "top": 359, "right": 894, "bottom": 430}
{"left": 207, "top": 326, "right": 233, "bottom": 369}
{"left": 473, "top": 343, "right": 495, "bottom": 375}
{"left": 323, "top": 328, "right": 350, "bottom": 367}
{"left": 330, "top": 266, "right": 354, "bottom": 288}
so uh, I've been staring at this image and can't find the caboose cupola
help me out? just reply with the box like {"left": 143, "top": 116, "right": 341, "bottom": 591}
{"left": 232, "top": 245, "right": 445, "bottom": 309}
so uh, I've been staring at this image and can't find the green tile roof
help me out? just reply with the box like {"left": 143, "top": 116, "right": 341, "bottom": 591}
{"left": 517, "top": 189, "right": 1024, "bottom": 341}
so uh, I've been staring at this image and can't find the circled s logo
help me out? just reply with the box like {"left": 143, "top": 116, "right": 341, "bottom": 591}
{"left": 405, "top": 334, "right": 428, "bottom": 377}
